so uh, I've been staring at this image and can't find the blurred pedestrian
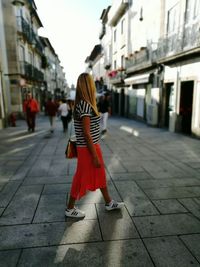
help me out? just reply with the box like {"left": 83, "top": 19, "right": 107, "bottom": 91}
{"left": 97, "top": 92, "right": 111, "bottom": 135}
{"left": 65, "top": 73, "right": 123, "bottom": 219}
{"left": 66, "top": 99, "right": 73, "bottom": 123}
{"left": 45, "top": 97, "right": 58, "bottom": 133}
{"left": 58, "top": 99, "right": 70, "bottom": 132}
{"left": 23, "top": 92, "right": 39, "bottom": 132}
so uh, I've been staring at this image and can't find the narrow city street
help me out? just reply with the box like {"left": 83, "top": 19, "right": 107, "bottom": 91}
{"left": 0, "top": 114, "right": 200, "bottom": 266}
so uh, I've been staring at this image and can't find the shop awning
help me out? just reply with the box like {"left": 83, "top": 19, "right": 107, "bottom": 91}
{"left": 124, "top": 73, "right": 150, "bottom": 85}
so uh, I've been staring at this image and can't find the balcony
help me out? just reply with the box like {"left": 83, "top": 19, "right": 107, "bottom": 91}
{"left": 156, "top": 22, "right": 200, "bottom": 62}
{"left": 30, "top": 29, "right": 43, "bottom": 54}
{"left": 17, "top": 16, "right": 32, "bottom": 43}
{"left": 19, "top": 61, "right": 44, "bottom": 81}
{"left": 108, "top": 0, "right": 129, "bottom": 26}
{"left": 108, "top": 70, "right": 125, "bottom": 85}
{"left": 16, "top": 17, "right": 43, "bottom": 53}
{"left": 125, "top": 47, "right": 155, "bottom": 73}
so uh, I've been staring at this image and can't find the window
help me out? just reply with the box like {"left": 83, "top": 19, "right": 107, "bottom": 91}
{"left": 19, "top": 46, "right": 25, "bottom": 61}
{"left": 121, "top": 19, "right": 125, "bottom": 34}
{"left": 185, "top": 0, "right": 200, "bottom": 22}
{"left": 193, "top": 0, "right": 200, "bottom": 19}
{"left": 121, "top": 55, "right": 124, "bottom": 69}
{"left": 114, "top": 60, "right": 117, "bottom": 69}
{"left": 185, "top": 0, "right": 192, "bottom": 23}
{"left": 167, "top": 3, "right": 180, "bottom": 34}
{"left": 114, "top": 29, "right": 117, "bottom": 42}
{"left": 29, "top": 52, "right": 33, "bottom": 65}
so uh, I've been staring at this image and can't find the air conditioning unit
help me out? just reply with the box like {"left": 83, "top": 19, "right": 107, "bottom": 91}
{"left": 147, "top": 104, "right": 158, "bottom": 126}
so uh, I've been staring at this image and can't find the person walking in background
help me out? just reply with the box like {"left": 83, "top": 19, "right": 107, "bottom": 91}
{"left": 23, "top": 92, "right": 39, "bottom": 132}
{"left": 58, "top": 99, "right": 69, "bottom": 132}
{"left": 45, "top": 97, "right": 58, "bottom": 133}
{"left": 97, "top": 92, "right": 111, "bottom": 135}
{"left": 66, "top": 99, "right": 73, "bottom": 124}
{"left": 65, "top": 73, "right": 123, "bottom": 219}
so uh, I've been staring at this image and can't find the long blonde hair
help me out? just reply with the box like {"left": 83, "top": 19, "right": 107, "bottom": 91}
{"left": 74, "top": 73, "right": 99, "bottom": 117}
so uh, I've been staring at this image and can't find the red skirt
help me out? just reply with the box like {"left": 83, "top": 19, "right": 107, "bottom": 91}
{"left": 70, "top": 144, "right": 107, "bottom": 200}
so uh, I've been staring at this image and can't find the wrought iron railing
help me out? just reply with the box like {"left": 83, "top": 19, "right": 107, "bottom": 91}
{"left": 108, "top": 70, "right": 125, "bottom": 84}
{"left": 156, "top": 21, "right": 200, "bottom": 59}
{"left": 19, "top": 61, "right": 44, "bottom": 81}
{"left": 16, "top": 16, "right": 43, "bottom": 54}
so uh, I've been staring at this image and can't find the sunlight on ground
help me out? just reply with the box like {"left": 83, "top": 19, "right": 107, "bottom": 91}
{"left": 55, "top": 221, "right": 88, "bottom": 263}
{"left": 54, "top": 152, "right": 121, "bottom": 265}
{"left": 6, "top": 129, "right": 27, "bottom": 136}
{"left": 120, "top": 125, "right": 139, "bottom": 137}
{"left": 2, "top": 144, "right": 35, "bottom": 156}
{"left": 6, "top": 129, "right": 47, "bottom": 143}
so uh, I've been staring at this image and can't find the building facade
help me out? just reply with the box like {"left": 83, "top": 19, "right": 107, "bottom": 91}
{"left": 0, "top": 0, "right": 11, "bottom": 128}
{"left": 87, "top": 0, "right": 200, "bottom": 137}
{"left": 0, "top": 0, "right": 67, "bottom": 127}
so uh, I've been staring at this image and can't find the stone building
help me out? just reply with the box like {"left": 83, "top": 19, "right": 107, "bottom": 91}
{"left": 87, "top": 0, "right": 200, "bottom": 137}
{"left": 157, "top": 0, "right": 200, "bottom": 137}
{"left": 0, "top": 0, "right": 11, "bottom": 128}
{"left": 0, "top": 0, "right": 67, "bottom": 127}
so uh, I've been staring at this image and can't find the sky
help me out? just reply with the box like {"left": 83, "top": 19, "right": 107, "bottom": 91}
{"left": 34, "top": 0, "right": 111, "bottom": 87}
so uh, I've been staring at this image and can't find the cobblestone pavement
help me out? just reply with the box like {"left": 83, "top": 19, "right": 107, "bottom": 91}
{"left": 0, "top": 114, "right": 200, "bottom": 267}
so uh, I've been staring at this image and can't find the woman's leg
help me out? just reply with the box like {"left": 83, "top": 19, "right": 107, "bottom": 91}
{"left": 67, "top": 195, "right": 76, "bottom": 209}
{"left": 100, "top": 187, "right": 111, "bottom": 204}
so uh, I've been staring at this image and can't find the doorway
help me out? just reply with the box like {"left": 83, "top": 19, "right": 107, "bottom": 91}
{"left": 164, "top": 83, "right": 174, "bottom": 128}
{"left": 120, "top": 88, "right": 125, "bottom": 116}
{"left": 179, "top": 81, "right": 194, "bottom": 134}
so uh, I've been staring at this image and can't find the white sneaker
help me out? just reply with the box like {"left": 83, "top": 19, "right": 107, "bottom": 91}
{"left": 105, "top": 200, "right": 124, "bottom": 211}
{"left": 65, "top": 207, "right": 85, "bottom": 218}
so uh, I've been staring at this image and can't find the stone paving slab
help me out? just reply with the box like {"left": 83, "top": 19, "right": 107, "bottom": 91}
{"left": 0, "top": 208, "right": 4, "bottom": 216}
{"left": 143, "top": 236, "right": 200, "bottom": 266}
{"left": 47, "top": 163, "right": 69, "bottom": 176}
{"left": 17, "top": 239, "right": 154, "bottom": 267}
{"left": 0, "top": 185, "right": 43, "bottom": 225}
{"left": 0, "top": 181, "right": 21, "bottom": 208}
{"left": 186, "top": 161, "right": 200, "bottom": 169}
{"left": 152, "top": 199, "right": 188, "bottom": 214}
{"left": 114, "top": 181, "right": 159, "bottom": 216}
{"left": 23, "top": 175, "right": 69, "bottom": 185}
{"left": 0, "top": 184, "right": 5, "bottom": 191}
{"left": 43, "top": 183, "right": 71, "bottom": 195}
{"left": 143, "top": 186, "right": 200, "bottom": 199}
{"left": 133, "top": 214, "right": 200, "bottom": 238}
{"left": 33, "top": 194, "right": 97, "bottom": 222}
{"left": 0, "top": 250, "right": 21, "bottom": 267}
{"left": 96, "top": 204, "right": 139, "bottom": 240}
{"left": 27, "top": 157, "right": 52, "bottom": 177}
{"left": 110, "top": 171, "right": 153, "bottom": 181}
{"left": 10, "top": 164, "right": 31, "bottom": 181}
{"left": 137, "top": 178, "right": 200, "bottom": 189}
{"left": 0, "top": 221, "right": 102, "bottom": 250}
{"left": 1, "top": 116, "right": 200, "bottom": 266}
{"left": 180, "top": 234, "right": 200, "bottom": 262}
{"left": 179, "top": 198, "right": 200, "bottom": 219}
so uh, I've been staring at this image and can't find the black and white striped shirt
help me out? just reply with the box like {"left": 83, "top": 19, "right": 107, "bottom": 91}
{"left": 74, "top": 100, "right": 100, "bottom": 147}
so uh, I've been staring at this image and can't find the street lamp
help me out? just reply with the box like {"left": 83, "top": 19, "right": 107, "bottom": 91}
{"left": 12, "top": 0, "right": 25, "bottom": 6}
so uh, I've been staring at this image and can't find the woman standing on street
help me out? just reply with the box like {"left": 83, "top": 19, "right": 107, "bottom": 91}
{"left": 65, "top": 73, "right": 123, "bottom": 218}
